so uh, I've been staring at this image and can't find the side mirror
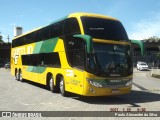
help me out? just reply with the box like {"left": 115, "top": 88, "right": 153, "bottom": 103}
{"left": 130, "top": 39, "right": 144, "bottom": 56}
{"left": 73, "top": 34, "right": 93, "bottom": 53}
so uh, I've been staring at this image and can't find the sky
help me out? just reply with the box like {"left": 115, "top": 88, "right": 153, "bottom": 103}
{"left": 0, "top": 0, "right": 160, "bottom": 42}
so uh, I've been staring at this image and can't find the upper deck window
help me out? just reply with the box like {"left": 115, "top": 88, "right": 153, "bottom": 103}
{"left": 12, "top": 18, "right": 81, "bottom": 48}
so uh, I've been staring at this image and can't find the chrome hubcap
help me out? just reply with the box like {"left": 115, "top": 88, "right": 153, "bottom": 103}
{"left": 60, "top": 79, "right": 64, "bottom": 93}
{"left": 49, "top": 78, "right": 53, "bottom": 90}
{"left": 16, "top": 72, "right": 19, "bottom": 80}
{"left": 20, "top": 72, "right": 22, "bottom": 81}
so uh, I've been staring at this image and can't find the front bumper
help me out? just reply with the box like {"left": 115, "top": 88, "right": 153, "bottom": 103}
{"left": 83, "top": 78, "right": 132, "bottom": 96}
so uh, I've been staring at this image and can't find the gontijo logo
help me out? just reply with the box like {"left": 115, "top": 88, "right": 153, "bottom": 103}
{"left": 12, "top": 45, "right": 33, "bottom": 65}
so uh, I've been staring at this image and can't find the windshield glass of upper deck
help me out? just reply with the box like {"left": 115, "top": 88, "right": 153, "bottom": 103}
{"left": 81, "top": 17, "right": 129, "bottom": 41}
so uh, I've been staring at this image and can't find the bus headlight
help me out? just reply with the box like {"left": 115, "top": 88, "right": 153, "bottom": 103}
{"left": 87, "top": 79, "right": 103, "bottom": 88}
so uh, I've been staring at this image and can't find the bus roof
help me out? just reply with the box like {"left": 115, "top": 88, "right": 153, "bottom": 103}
{"left": 68, "top": 12, "right": 118, "bottom": 21}
{"left": 13, "top": 12, "right": 118, "bottom": 40}
{"left": 13, "top": 26, "right": 43, "bottom": 40}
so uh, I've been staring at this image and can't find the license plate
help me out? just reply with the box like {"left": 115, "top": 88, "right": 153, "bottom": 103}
{"left": 112, "top": 89, "right": 119, "bottom": 94}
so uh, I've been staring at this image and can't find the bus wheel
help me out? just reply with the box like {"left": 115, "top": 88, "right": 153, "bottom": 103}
{"left": 49, "top": 75, "right": 56, "bottom": 93}
{"left": 59, "top": 77, "right": 68, "bottom": 97}
{"left": 19, "top": 70, "right": 23, "bottom": 82}
{"left": 16, "top": 71, "right": 20, "bottom": 81}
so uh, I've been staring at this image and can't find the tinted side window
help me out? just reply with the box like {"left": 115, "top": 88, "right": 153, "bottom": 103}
{"left": 12, "top": 18, "right": 80, "bottom": 48}
{"left": 65, "top": 35, "right": 85, "bottom": 69}
{"left": 64, "top": 18, "right": 80, "bottom": 35}
{"left": 39, "top": 27, "right": 50, "bottom": 41}
{"left": 22, "top": 55, "right": 28, "bottom": 65}
{"left": 42, "top": 53, "right": 61, "bottom": 67}
{"left": 32, "top": 32, "right": 39, "bottom": 42}
{"left": 22, "top": 54, "right": 39, "bottom": 66}
{"left": 22, "top": 53, "right": 61, "bottom": 68}
{"left": 50, "top": 21, "right": 64, "bottom": 38}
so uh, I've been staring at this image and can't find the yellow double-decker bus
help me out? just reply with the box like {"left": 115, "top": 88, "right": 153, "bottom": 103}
{"left": 11, "top": 13, "right": 142, "bottom": 96}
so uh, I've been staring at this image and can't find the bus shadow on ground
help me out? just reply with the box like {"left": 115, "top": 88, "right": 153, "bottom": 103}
{"left": 22, "top": 79, "right": 50, "bottom": 91}
{"left": 74, "top": 90, "right": 160, "bottom": 107}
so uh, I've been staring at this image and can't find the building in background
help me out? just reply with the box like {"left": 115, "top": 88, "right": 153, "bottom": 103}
{"left": 132, "top": 39, "right": 160, "bottom": 68}
{"left": 0, "top": 27, "right": 22, "bottom": 68}
{"left": 14, "top": 27, "right": 23, "bottom": 37}
{"left": 0, "top": 43, "right": 11, "bottom": 67}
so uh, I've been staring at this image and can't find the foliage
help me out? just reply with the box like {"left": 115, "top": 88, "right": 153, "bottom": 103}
{"left": 144, "top": 36, "right": 160, "bottom": 41}
{"left": 0, "top": 35, "right": 4, "bottom": 43}
{"left": 0, "top": 35, "right": 3, "bottom": 40}
{"left": 156, "top": 52, "right": 160, "bottom": 59}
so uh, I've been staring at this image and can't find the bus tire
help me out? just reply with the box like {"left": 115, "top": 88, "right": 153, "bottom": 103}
{"left": 49, "top": 75, "right": 57, "bottom": 93}
{"left": 16, "top": 70, "right": 20, "bottom": 81}
{"left": 19, "top": 70, "right": 23, "bottom": 82}
{"left": 59, "top": 77, "right": 68, "bottom": 97}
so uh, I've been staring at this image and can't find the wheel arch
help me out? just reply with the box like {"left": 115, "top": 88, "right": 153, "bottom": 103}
{"left": 15, "top": 68, "right": 18, "bottom": 76}
{"left": 55, "top": 73, "right": 63, "bottom": 88}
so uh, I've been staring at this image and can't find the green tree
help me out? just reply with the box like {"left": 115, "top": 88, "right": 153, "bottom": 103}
{"left": 0, "top": 33, "right": 4, "bottom": 43}
{"left": 145, "top": 36, "right": 160, "bottom": 41}
{"left": 156, "top": 52, "right": 160, "bottom": 59}
{"left": 0, "top": 35, "right": 4, "bottom": 43}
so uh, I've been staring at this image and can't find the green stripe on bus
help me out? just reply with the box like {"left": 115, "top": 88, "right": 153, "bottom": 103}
{"left": 33, "top": 37, "right": 58, "bottom": 54}
{"left": 26, "top": 66, "right": 46, "bottom": 73}
{"left": 26, "top": 66, "right": 34, "bottom": 72}
{"left": 32, "top": 41, "right": 43, "bottom": 54}
{"left": 40, "top": 37, "right": 58, "bottom": 53}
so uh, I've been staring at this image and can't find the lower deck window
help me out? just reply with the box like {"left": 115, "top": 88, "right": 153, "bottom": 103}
{"left": 22, "top": 52, "right": 61, "bottom": 67}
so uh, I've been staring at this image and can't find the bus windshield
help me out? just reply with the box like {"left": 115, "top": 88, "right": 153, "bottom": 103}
{"left": 88, "top": 43, "right": 132, "bottom": 77}
{"left": 81, "top": 17, "right": 129, "bottom": 41}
